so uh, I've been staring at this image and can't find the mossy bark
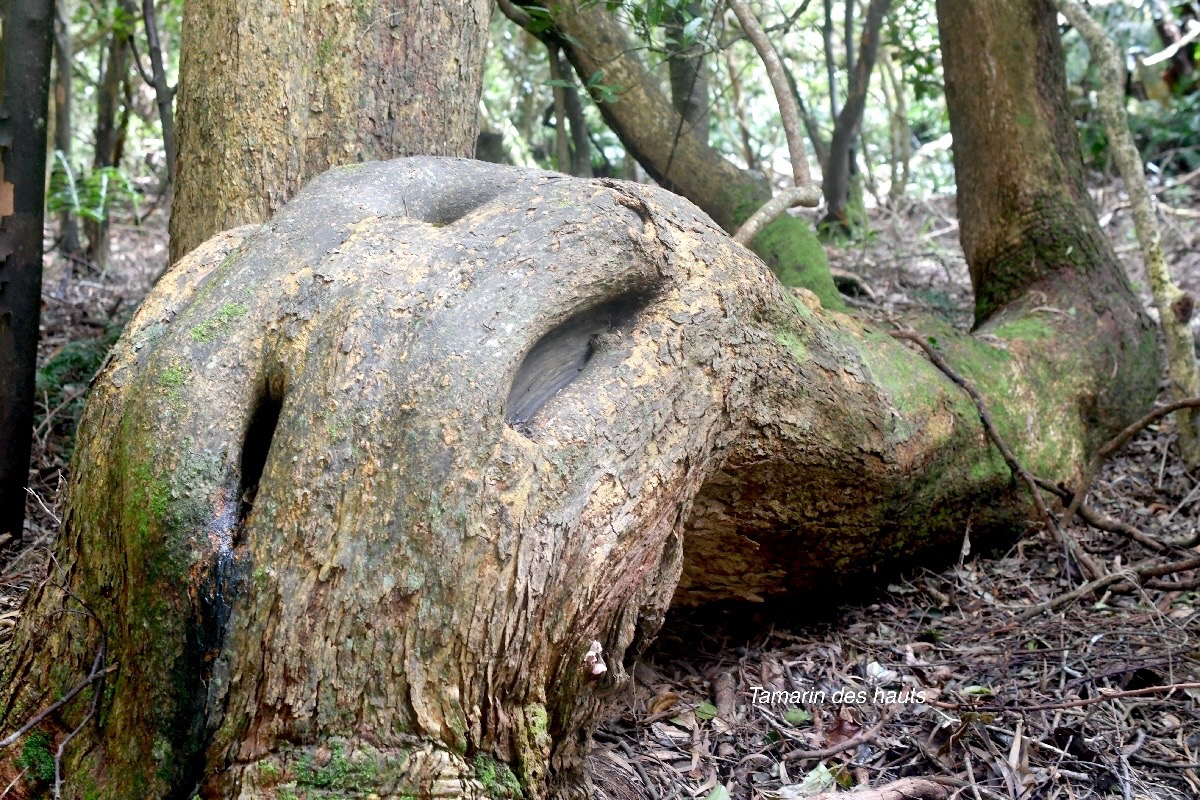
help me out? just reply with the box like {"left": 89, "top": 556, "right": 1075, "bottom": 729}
{"left": 169, "top": 0, "right": 492, "bottom": 264}
{"left": 0, "top": 152, "right": 1155, "bottom": 799}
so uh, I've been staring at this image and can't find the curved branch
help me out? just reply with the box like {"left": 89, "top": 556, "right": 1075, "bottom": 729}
{"left": 725, "top": 0, "right": 815, "bottom": 192}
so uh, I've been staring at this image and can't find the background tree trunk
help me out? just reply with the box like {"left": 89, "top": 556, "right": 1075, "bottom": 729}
{"left": 938, "top": 0, "right": 1135, "bottom": 327}
{"left": 541, "top": 0, "right": 845, "bottom": 309}
{"left": 83, "top": 0, "right": 135, "bottom": 272}
{"left": 0, "top": 0, "right": 54, "bottom": 548}
{"left": 822, "top": 0, "right": 890, "bottom": 230}
{"left": 169, "top": 0, "right": 492, "bottom": 263}
{"left": 141, "top": 0, "right": 175, "bottom": 184}
{"left": 666, "top": 0, "right": 709, "bottom": 137}
{"left": 52, "top": 0, "right": 81, "bottom": 256}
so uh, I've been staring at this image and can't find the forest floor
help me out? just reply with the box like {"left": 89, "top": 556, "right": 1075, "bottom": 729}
{"left": 2, "top": 173, "right": 1199, "bottom": 800}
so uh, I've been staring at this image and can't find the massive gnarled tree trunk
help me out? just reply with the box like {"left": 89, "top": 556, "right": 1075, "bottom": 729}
{"left": 0, "top": 1, "right": 1160, "bottom": 799}
{"left": 169, "top": 0, "right": 492, "bottom": 262}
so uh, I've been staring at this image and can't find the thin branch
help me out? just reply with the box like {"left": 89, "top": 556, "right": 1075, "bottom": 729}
{"left": 733, "top": 185, "right": 822, "bottom": 245}
{"left": 1014, "top": 570, "right": 1130, "bottom": 621}
{"left": 1061, "top": 397, "right": 1200, "bottom": 528}
{"left": 495, "top": 0, "right": 535, "bottom": 31}
{"left": 783, "top": 706, "right": 896, "bottom": 761}
{"left": 725, "top": 0, "right": 816, "bottom": 193}
{"left": 0, "top": 655, "right": 115, "bottom": 750}
{"left": 802, "top": 778, "right": 949, "bottom": 800}
{"left": 1142, "top": 18, "right": 1200, "bottom": 66}
{"left": 936, "top": 682, "right": 1200, "bottom": 713}
{"left": 891, "top": 331, "right": 1100, "bottom": 580}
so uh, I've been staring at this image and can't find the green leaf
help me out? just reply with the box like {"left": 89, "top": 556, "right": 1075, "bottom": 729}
{"left": 694, "top": 702, "right": 719, "bottom": 721}
{"left": 783, "top": 707, "right": 813, "bottom": 725}
{"left": 703, "top": 785, "right": 730, "bottom": 800}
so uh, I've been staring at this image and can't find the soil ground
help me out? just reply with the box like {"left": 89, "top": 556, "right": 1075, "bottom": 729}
{"left": 2, "top": 173, "right": 1198, "bottom": 800}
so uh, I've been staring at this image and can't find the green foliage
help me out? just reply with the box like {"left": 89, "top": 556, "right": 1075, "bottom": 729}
{"left": 18, "top": 731, "right": 56, "bottom": 784}
{"left": 887, "top": 0, "right": 942, "bottom": 102}
{"left": 36, "top": 322, "right": 123, "bottom": 458}
{"left": 47, "top": 151, "right": 140, "bottom": 224}
{"left": 1129, "top": 85, "right": 1200, "bottom": 174}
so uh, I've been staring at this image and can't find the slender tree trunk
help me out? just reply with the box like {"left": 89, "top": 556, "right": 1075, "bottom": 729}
{"left": 823, "top": 0, "right": 891, "bottom": 229}
{"left": 549, "top": 46, "right": 572, "bottom": 173}
{"left": 169, "top": 0, "right": 492, "bottom": 263}
{"left": 142, "top": 0, "right": 175, "bottom": 184}
{"left": 0, "top": 0, "right": 54, "bottom": 549}
{"left": 557, "top": 52, "right": 593, "bottom": 178}
{"left": 786, "top": 63, "right": 831, "bottom": 173}
{"left": 725, "top": 48, "right": 761, "bottom": 171}
{"left": 84, "top": 0, "right": 135, "bottom": 271}
{"left": 665, "top": 0, "right": 709, "bottom": 137}
{"left": 879, "top": 43, "right": 911, "bottom": 205}
{"left": 52, "top": 0, "right": 81, "bottom": 255}
{"left": 823, "top": 0, "right": 840, "bottom": 122}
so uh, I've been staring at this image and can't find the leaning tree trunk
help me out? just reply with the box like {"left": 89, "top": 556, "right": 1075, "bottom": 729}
{"left": 0, "top": 1, "right": 1161, "bottom": 799}
{"left": 536, "top": 0, "right": 845, "bottom": 309}
{"left": 168, "top": 0, "right": 492, "bottom": 263}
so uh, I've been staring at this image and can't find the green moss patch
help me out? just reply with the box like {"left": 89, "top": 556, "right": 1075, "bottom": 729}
{"left": 17, "top": 731, "right": 55, "bottom": 783}
{"left": 189, "top": 302, "right": 248, "bottom": 343}
{"left": 474, "top": 754, "right": 523, "bottom": 799}
{"left": 751, "top": 216, "right": 845, "bottom": 311}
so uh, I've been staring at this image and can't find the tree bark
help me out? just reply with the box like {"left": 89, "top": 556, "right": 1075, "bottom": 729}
{"left": 0, "top": 0, "right": 54, "bottom": 548}
{"left": 938, "top": 0, "right": 1136, "bottom": 327}
{"left": 0, "top": 2, "right": 1164, "bottom": 799}
{"left": 538, "top": 0, "right": 845, "bottom": 308}
{"left": 169, "top": 0, "right": 492, "bottom": 263}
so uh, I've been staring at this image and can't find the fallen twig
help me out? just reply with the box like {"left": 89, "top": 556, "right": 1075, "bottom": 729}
{"left": 783, "top": 706, "right": 896, "bottom": 761}
{"left": 801, "top": 777, "right": 949, "bottom": 799}
{"left": 935, "top": 681, "right": 1200, "bottom": 713}
{"left": 891, "top": 330, "right": 1100, "bottom": 580}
